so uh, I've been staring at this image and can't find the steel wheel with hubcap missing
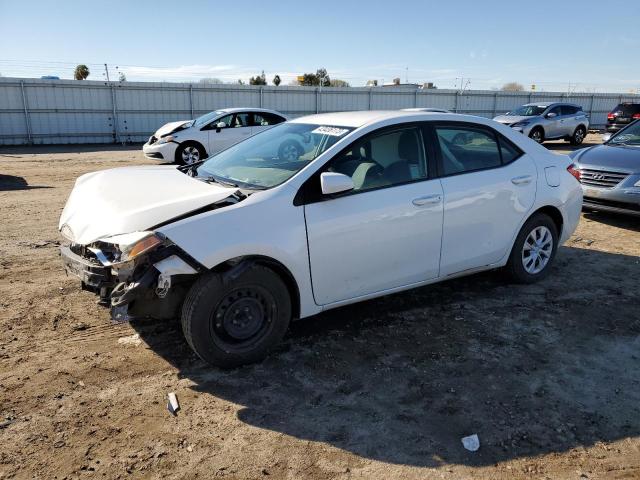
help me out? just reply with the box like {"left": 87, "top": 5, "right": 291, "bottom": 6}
{"left": 181, "top": 265, "right": 292, "bottom": 368}
{"left": 521, "top": 226, "right": 553, "bottom": 274}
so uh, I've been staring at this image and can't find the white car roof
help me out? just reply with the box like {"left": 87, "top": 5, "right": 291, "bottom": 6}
{"left": 216, "top": 107, "right": 283, "bottom": 115}
{"left": 290, "top": 110, "right": 489, "bottom": 128}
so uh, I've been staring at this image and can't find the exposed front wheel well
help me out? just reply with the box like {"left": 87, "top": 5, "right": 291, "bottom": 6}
{"left": 211, "top": 256, "right": 301, "bottom": 320}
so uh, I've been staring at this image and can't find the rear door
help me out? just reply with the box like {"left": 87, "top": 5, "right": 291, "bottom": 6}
{"left": 433, "top": 123, "right": 537, "bottom": 276}
{"left": 560, "top": 105, "right": 579, "bottom": 136}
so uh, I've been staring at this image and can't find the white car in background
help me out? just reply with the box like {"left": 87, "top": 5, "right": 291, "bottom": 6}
{"left": 142, "top": 108, "right": 287, "bottom": 164}
{"left": 60, "top": 111, "right": 582, "bottom": 368}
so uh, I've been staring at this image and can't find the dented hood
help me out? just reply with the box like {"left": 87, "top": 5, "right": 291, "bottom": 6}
{"left": 59, "top": 165, "right": 236, "bottom": 245}
{"left": 154, "top": 120, "right": 192, "bottom": 137}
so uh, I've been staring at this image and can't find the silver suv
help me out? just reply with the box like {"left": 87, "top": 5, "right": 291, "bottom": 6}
{"left": 493, "top": 102, "right": 589, "bottom": 145}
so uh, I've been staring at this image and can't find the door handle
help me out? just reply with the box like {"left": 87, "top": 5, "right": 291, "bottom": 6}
{"left": 412, "top": 194, "right": 442, "bottom": 206}
{"left": 511, "top": 175, "right": 533, "bottom": 185}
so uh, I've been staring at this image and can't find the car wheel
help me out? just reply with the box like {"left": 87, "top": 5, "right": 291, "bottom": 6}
{"left": 181, "top": 265, "right": 292, "bottom": 368}
{"left": 505, "top": 213, "right": 558, "bottom": 284}
{"left": 529, "top": 127, "right": 544, "bottom": 144}
{"left": 176, "top": 142, "right": 205, "bottom": 165}
{"left": 278, "top": 140, "right": 303, "bottom": 162}
{"left": 570, "top": 126, "right": 586, "bottom": 146}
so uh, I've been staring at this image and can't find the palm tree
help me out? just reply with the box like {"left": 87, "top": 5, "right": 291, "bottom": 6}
{"left": 74, "top": 65, "right": 90, "bottom": 80}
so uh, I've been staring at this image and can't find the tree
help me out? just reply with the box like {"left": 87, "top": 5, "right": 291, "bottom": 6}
{"left": 273, "top": 74, "right": 281, "bottom": 86}
{"left": 249, "top": 70, "right": 267, "bottom": 85}
{"left": 329, "top": 79, "right": 350, "bottom": 87}
{"left": 299, "top": 67, "right": 331, "bottom": 87}
{"left": 392, "top": 77, "right": 401, "bottom": 85}
{"left": 199, "top": 77, "right": 223, "bottom": 84}
{"left": 237, "top": 79, "right": 245, "bottom": 85}
{"left": 501, "top": 82, "right": 524, "bottom": 92}
{"left": 118, "top": 71, "right": 126, "bottom": 82}
{"left": 366, "top": 79, "right": 378, "bottom": 87}
{"left": 74, "top": 64, "right": 90, "bottom": 80}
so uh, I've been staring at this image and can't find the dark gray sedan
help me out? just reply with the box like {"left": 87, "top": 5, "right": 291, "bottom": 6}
{"left": 570, "top": 121, "right": 640, "bottom": 216}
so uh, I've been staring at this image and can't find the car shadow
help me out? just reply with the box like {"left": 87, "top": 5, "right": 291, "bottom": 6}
{"left": 0, "top": 174, "right": 52, "bottom": 191}
{"left": 131, "top": 245, "right": 640, "bottom": 468}
{"left": 582, "top": 210, "right": 640, "bottom": 232}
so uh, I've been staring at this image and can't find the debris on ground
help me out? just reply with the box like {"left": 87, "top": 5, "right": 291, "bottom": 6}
{"left": 167, "top": 392, "right": 180, "bottom": 415}
{"left": 117, "top": 333, "right": 142, "bottom": 347}
{"left": 461, "top": 434, "right": 480, "bottom": 452}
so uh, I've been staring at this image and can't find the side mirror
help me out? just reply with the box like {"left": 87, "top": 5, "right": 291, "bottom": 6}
{"left": 602, "top": 132, "right": 612, "bottom": 142}
{"left": 320, "top": 172, "right": 354, "bottom": 195}
{"left": 215, "top": 121, "right": 226, "bottom": 132}
{"left": 546, "top": 112, "right": 557, "bottom": 119}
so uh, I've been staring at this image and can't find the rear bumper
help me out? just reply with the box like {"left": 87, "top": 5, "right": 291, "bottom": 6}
{"left": 606, "top": 123, "right": 629, "bottom": 132}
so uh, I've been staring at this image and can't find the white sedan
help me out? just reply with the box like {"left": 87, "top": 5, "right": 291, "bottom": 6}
{"left": 60, "top": 111, "right": 582, "bottom": 367}
{"left": 142, "top": 107, "right": 287, "bottom": 164}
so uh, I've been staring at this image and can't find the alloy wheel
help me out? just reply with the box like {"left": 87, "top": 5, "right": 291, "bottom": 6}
{"left": 521, "top": 226, "right": 553, "bottom": 274}
{"left": 182, "top": 146, "right": 201, "bottom": 164}
{"left": 282, "top": 144, "right": 298, "bottom": 161}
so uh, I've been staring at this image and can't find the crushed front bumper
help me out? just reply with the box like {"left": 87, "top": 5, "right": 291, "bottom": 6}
{"left": 60, "top": 245, "right": 114, "bottom": 300}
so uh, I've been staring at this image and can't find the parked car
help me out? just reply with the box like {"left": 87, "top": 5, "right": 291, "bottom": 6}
{"left": 59, "top": 111, "right": 582, "bottom": 367}
{"left": 142, "top": 108, "right": 287, "bottom": 165}
{"left": 402, "top": 107, "right": 451, "bottom": 113}
{"left": 493, "top": 102, "right": 589, "bottom": 145}
{"left": 606, "top": 103, "right": 640, "bottom": 133}
{"left": 570, "top": 119, "right": 640, "bottom": 216}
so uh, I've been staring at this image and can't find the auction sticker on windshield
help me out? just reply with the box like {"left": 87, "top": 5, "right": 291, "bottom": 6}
{"left": 312, "top": 126, "right": 350, "bottom": 137}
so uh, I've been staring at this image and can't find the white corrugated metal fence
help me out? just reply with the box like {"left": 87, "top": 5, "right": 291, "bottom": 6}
{"left": 0, "top": 77, "right": 636, "bottom": 145}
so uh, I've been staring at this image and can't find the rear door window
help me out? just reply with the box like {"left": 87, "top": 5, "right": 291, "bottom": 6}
{"left": 435, "top": 126, "right": 501, "bottom": 176}
{"left": 252, "top": 112, "right": 286, "bottom": 126}
{"left": 561, "top": 105, "right": 578, "bottom": 116}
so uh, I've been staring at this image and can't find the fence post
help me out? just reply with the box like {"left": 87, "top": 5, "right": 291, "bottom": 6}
{"left": 414, "top": 89, "right": 418, "bottom": 107}
{"left": 492, "top": 92, "right": 498, "bottom": 118}
{"left": 189, "top": 85, "right": 194, "bottom": 118}
{"left": 368, "top": 88, "right": 373, "bottom": 110}
{"left": 259, "top": 87, "right": 263, "bottom": 108}
{"left": 110, "top": 84, "right": 119, "bottom": 144}
{"left": 19, "top": 80, "right": 33, "bottom": 145}
{"left": 588, "top": 94, "right": 595, "bottom": 128}
{"left": 316, "top": 87, "right": 320, "bottom": 113}
{"left": 453, "top": 91, "right": 459, "bottom": 113}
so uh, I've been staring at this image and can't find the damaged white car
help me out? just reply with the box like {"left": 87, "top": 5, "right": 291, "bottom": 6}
{"left": 59, "top": 111, "right": 582, "bottom": 367}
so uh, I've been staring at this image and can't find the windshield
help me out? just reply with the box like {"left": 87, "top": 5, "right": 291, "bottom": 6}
{"left": 507, "top": 105, "right": 547, "bottom": 116}
{"left": 193, "top": 110, "right": 225, "bottom": 128}
{"left": 608, "top": 121, "right": 640, "bottom": 146}
{"left": 196, "top": 123, "right": 354, "bottom": 189}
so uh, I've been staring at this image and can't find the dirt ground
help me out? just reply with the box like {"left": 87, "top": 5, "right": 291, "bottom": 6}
{"left": 1, "top": 134, "right": 639, "bottom": 480}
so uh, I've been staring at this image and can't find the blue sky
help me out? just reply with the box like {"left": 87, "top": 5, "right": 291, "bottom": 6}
{"left": 1, "top": 0, "right": 638, "bottom": 92}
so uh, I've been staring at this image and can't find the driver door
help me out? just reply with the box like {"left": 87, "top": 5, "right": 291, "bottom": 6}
{"left": 303, "top": 125, "right": 444, "bottom": 305}
{"left": 207, "top": 113, "right": 252, "bottom": 155}
{"left": 544, "top": 106, "right": 562, "bottom": 138}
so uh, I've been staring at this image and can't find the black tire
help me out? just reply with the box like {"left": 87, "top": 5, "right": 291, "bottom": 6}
{"left": 529, "top": 127, "right": 544, "bottom": 144}
{"left": 175, "top": 142, "right": 206, "bottom": 165}
{"left": 277, "top": 140, "right": 303, "bottom": 162}
{"left": 504, "top": 213, "right": 559, "bottom": 284}
{"left": 570, "top": 126, "right": 586, "bottom": 146}
{"left": 181, "top": 265, "right": 291, "bottom": 368}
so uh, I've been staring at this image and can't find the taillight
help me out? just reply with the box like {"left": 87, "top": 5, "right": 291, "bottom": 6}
{"left": 567, "top": 164, "right": 581, "bottom": 182}
{"left": 607, "top": 113, "right": 615, "bottom": 120}
{"left": 633, "top": 113, "right": 640, "bottom": 119}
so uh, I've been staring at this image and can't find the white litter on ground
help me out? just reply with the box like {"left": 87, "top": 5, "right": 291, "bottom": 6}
{"left": 117, "top": 334, "right": 141, "bottom": 347}
{"left": 167, "top": 392, "right": 180, "bottom": 415}
{"left": 461, "top": 434, "right": 480, "bottom": 451}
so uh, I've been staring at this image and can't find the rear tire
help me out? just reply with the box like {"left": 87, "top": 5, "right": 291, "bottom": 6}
{"left": 504, "top": 213, "right": 558, "bottom": 284}
{"left": 181, "top": 265, "right": 291, "bottom": 368}
{"left": 529, "top": 127, "right": 544, "bottom": 144}
{"left": 570, "top": 126, "right": 586, "bottom": 145}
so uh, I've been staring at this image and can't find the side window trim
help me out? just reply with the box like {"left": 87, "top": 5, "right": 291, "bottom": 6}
{"left": 429, "top": 120, "right": 522, "bottom": 178}
{"left": 294, "top": 122, "right": 433, "bottom": 206}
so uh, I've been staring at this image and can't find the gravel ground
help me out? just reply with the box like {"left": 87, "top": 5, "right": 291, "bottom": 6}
{"left": 1, "top": 134, "right": 639, "bottom": 479}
